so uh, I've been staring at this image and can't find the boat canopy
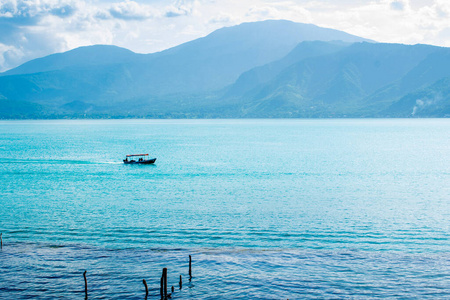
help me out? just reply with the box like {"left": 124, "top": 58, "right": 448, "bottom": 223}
{"left": 126, "top": 154, "right": 149, "bottom": 157}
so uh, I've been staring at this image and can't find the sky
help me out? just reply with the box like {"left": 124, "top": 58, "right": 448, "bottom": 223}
{"left": 0, "top": 0, "right": 449, "bottom": 71}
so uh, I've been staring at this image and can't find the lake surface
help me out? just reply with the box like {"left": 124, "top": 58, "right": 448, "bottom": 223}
{"left": 0, "top": 119, "right": 449, "bottom": 299}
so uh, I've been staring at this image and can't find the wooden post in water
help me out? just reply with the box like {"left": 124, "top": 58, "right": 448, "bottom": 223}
{"left": 171, "top": 286, "right": 174, "bottom": 294}
{"left": 189, "top": 255, "right": 192, "bottom": 279}
{"left": 83, "top": 271, "right": 88, "bottom": 299}
{"left": 143, "top": 279, "right": 148, "bottom": 298}
{"left": 179, "top": 275, "right": 182, "bottom": 289}
{"left": 163, "top": 268, "right": 168, "bottom": 299}
{"left": 164, "top": 268, "right": 168, "bottom": 299}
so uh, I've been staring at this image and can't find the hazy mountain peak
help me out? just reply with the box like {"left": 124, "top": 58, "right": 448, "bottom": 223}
{"left": 2, "top": 45, "right": 138, "bottom": 76}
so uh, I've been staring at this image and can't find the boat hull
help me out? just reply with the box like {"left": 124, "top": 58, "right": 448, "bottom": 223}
{"left": 123, "top": 158, "right": 156, "bottom": 164}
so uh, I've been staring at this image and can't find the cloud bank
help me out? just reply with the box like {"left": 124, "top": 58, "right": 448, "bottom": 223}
{"left": 0, "top": 0, "right": 449, "bottom": 71}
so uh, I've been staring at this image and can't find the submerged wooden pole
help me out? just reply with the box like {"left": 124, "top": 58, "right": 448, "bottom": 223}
{"left": 143, "top": 279, "right": 148, "bottom": 298}
{"left": 189, "top": 255, "right": 192, "bottom": 279}
{"left": 83, "top": 270, "right": 88, "bottom": 299}
{"left": 179, "top": 275, "right": 182, "bottom": 289}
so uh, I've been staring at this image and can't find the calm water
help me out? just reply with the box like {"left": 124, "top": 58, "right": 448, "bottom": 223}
{"left": 0, "top": 119, "right": 449, "bottom": 299}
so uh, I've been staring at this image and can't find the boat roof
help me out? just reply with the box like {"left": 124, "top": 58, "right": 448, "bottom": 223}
{"left": 126, "top": 154, "right": 149, "bottom": 157}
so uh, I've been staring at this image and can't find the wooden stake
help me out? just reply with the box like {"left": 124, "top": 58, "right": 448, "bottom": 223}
{"left": 171, "top": 286, "right": 174, "bottom": 293}
{"left": 83, "top": 271, "right": 88, "bottom": 299}
{"left": 143, "top": 279, "right": 148, "bottom": 298}
{"left": 179, "top": 275, "right": 182, "bottom": 289}
{"left": 189, "top": 255, "right": 192, "bottom": 279}
{"left": 163, "top": 268, "right": 168, "bottom": 299}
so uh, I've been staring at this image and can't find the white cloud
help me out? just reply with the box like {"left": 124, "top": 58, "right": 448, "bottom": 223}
{"left": 165, "top": 0, "right": 197, "bottom": 17}
{"left": 303, "top": 0, "right": 450, "bottom": 46}
{"left": 390, "top": 0, "right": 407, "bottom": 11}
{"left": 109, "top": 1, "right": 155, "bottom": 20}
{"left": 208, "top": 13, "right": 233, "bottom": 24}
{"left": 246, "top": 6, "right": 280, "bottom": 19}
{"left": 0, "top": 0, "right": 78, "bottom": 21}
{"left": 0, "top": 43, "right": 23, "bottom": 70}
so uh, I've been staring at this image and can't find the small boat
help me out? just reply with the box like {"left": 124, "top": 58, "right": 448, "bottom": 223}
{"left": 123, "top": 154, "right": 156, "bottom": 164}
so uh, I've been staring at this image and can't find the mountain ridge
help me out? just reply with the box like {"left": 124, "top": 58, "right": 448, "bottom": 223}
{"left": 223, "top": 42, "right": 449, "bottom": 117}
{"left": 2, "top": 45, "right": 141, "bottom": 76}
{"left": 0, "top": 20, "right": 448, "bottom": 119}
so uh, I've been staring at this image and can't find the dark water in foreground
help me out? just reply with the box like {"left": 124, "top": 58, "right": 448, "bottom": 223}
{"left": 0, "top": 119, "right": 449, "bottom": 299}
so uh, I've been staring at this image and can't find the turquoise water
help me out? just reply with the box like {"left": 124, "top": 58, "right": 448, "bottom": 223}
{"left": 0, "top": 119, "right": 449, "bottom": 299}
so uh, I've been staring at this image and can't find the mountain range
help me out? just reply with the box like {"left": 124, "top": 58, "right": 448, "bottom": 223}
{"left": 0, "top": 19, "right": 449, "bottom": 118}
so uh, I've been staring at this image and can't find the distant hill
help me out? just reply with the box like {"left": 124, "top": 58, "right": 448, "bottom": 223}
{"left": 150, "top": 20, "right": 372, "bottom": 94}
{"left": 0, "top": 20, "right": 449, "bottom": 118}
{"left": 224, "top": 40, "right": 351, "bottom": 97}
{"left": 2, "top": 45, "right": 142, "bottom": 76}
{"left": 222, "top": 42, "right": 449, "bottom": 117}
{"left": 383, "top": 77, "right": 450, "bottom": 117}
